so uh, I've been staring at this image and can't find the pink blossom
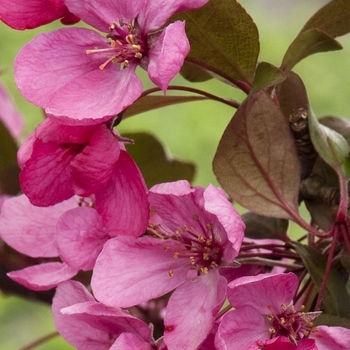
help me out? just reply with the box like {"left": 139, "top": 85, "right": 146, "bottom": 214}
{"left": 215, "top": 272, "right": 350, "bottom": 350}
{"left": 53, "top": 280, "right": 155, "bottom": 349}
{"left": 91, "top": 180, "right": 245, "bottom": 350}
{"left": 0, "top": 80, "right": 24, "bottom": 138}
{"left": 0, "top": 0, "right": 79, "bottom": 30}
{"left": 14, "top": 0, "right": 209, "bottom": 124}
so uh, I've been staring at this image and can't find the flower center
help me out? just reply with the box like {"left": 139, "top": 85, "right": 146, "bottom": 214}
{"left": 264, "top": 303, "right": 320, "bottom": 345}
{"left": 149, "top": 214, "right": 223, "bottom": 276}
{"left": 86, "top": 19, "right": 144, "bottom": 70}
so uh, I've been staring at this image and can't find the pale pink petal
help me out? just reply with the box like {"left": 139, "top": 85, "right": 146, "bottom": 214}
{"left": 53, "top": 280, "right": 113, "bottom": 349}
{"left": 8, "top": 262, "right": 78, "bottom": 291}
{"left": 17, "top": 132, "right": 35, "bottom": 167}
{"left": 0, "top": 195, "right": 77, "bottom": 257}
{"left": 311, "top": 326, "right": 350, "bottom": 350}
{"left": 204, "top": 184, "right": 245, "bottom": 262}
{"left": 15, "top": 28, "right": 143, "bottom": 123}
{"left": 0, "top": 0, "right": 74, "bottom": 30}
{"left": 138, "top": 0, "right": 209, "bottom": 32}
{"left": 91, "top": 236, "right": 189, "bottom": 307}
{"left": 164, "top": 271, "right": 226, "bottom": 350}
{"left": 111, "top": 333, "right": 153, "bottom": 350}
{"left": 71, "top": 125, "right": 120, "bottom": 196}
{"left": 56, "top": 207, "right": 109, "bottom": 271}
{"left": 0, "top": 81, "right": 24, "bottom": 137}
{"left": 227, "top": 273, "right": 298, "bottom": 314}
{"left": 148, "top": 21, "right": 189, "bottom": 93}
{"left": 94, "top": 151, "right": 149, "bottom": 236}
{"left": 65, "top": 0, "right": 141, "bottom": 33}
{"left": 215, "top": 306, "right": 269, "bottom": 350}
{"left": 20, "top": 140, "right": 75, "bottom": 206}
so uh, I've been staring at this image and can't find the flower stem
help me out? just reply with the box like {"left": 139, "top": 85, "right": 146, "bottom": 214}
{"left": 19, "top": 331, "right": 59, "bottom": 350}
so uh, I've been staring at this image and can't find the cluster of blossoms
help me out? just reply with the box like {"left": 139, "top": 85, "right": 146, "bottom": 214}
{"left": 1, "top": 0, "right": 350, "bottom": 349}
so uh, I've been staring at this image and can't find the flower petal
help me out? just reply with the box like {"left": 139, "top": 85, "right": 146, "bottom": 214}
{"left": 0, "top": 195, "right": 77, "bottom": 257}
{"left": 111, "top": 333, "right": 153, "bottom": 350}
{"left": 164, "top": 271, "right": 226, "bottom": 350}
{"left": 91, "top": 236, "right": 189, "bottom": 307}
{"left": 8, "top": 262, "right": 78, "bottom": 291}
{"left": 56, "top": 207, "right": 109, "bottom": 271}
{"left": 310, "top": 326, "right": 350, "bottom": 350}
{"left": 148, "top": 21, "right": 189, "bottom": 93}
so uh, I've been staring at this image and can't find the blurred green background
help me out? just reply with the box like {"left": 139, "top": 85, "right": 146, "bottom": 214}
{"left": 1, "top": 0, "right": 350, "bottom": 348}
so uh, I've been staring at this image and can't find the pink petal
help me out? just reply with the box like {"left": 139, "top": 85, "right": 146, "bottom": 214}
{"left": 111, "top": 333, "right": 153, "bottom": 350}
{"left": 247, "top": 337, "right": 316, "bottom": 350}
{"left": 65, "top": 0, "right": 141, "bottom": 33}
{"left": 0, "top": 81, "right": 24, "bottom": 137}
{"left": 94, "top": 150, "right": 149, "bottom": 236}
{"left": 311, "top": 326, "right": 350, "bottom": 350}
{"left": 204, "top": 184, "right": 245, "bottom": 262}
{"left": 71, "top": 125, "right": 120, "bottom": 196}
{"left": 20, "top": 139, "right": 75, "bottom": 206}
{"left": 148, "top": 21, "right": 189, "bottom": 93}
{"left": 56, "top": 207, "right": 109, "bottom": 271}
{"left": 227, "top": 273, "right": 299, "bottom": 314}
{"left": 8, "top": 262, "right": 78, "bottom": 291}
{"left": 164, "top": 271, "right": 226, "bottom": 350}
{"left": 0, "top": 195, "right": 77, "bottom": 257}
{"left": 138, "top": 0, "right": 210, "bottom": 32}
{"left": 0, "top": 0, "right": 72, "bottom": 30}
{"left": 15, "top": 28, "right": 143, "bottom": 123}
{"left": 215, "top": 306, "right": 270, "bottom": 350}
{"left": 91, "top": 236, "right": 189, "bottom": 307}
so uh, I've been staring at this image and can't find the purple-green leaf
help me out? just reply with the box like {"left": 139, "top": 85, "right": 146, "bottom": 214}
{"left": 281, "top": 29, "right": 342, "bottom": 72}
{"left": 250, "top": 62, "right": 286, "bottom": 94}
{"left": 170, "top": 0, "right": 259, "bottom": 87}
{"left": 180, "top": 61, "right": 213, "bottom": 83}
{"left": 122, "top": 95, "right": 207, "bottom": 119}
{"left": 124, "top": 132, "right": 195, "bottom": 188}
{"left": 213, "top": 91, "right": 300, "bottom": 220}
{"left": 301, "top": 0, "right": 350, "bottom": 38}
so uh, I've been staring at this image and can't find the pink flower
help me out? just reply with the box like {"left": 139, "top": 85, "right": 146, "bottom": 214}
{"left": 0, "top": 0, "right": 79, "bottom": 30}
{"left": 215, "top": 272, "right": 350, "bottom": 350}
{"left": 91, "top": 180, "right": 245, "bottom": 350}
{"left": 52, "top": 280, "right": 155, "bottom": 349}
{"left": 14, "top": 0, "right": 208, "bottom": 124}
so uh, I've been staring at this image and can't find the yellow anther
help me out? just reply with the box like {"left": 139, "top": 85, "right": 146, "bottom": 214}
{"left": 190, "top": 256, "right": 196, "bottom": 265}
{"left": 281, "top": 304, "right": 288, "bottom": 311}
{"left": 198, "top": 235, "right": 205, "bottom": 243}
{"left": 200, "top": 267, "right": 209, "bottom": 274}
{"left": 193, "top": 214, "right": 199, "bottom": 220}
{"left": 109, "top": 23, "right": 117, "bottom": 30}
{"left": 162, "top": 245, "right": 168, "bottom": 251}
{"left": 168, "top": 270, "right": 174, "bottom": 277}
{"left": 268, "top": 327, "right": 276, "bottom": 334}
{"left": 280, "top": 317, "right": 286, "bottom": 324}
{"left": 173, "top": 252, "right": 179, "bottom": 259}
{"left": 203, "top": 253, "right": 210, "bottom": 260}
{"left": 182, "top": 226, "right": 188, "bottom": 232}
{"left": 210, "top": 261, "right": 218, "bottom": 268}
{"left": 134, "top": 52, "right": 142, "bottom": 59}
{"left": 206, "top": 239, "right": 212, "bottom": 246}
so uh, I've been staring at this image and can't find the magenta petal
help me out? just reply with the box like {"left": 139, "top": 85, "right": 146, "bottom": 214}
{"left": 215, "top": 306, "right": 270, "bottom": 350}
{"left": 148, "top": 21, "right": 189, "bottom": 93}
{"left": 8, "top": 262, "right": 78, "bottom": 291}
{"left": 0, "top": 81, "right": 24, "bottom": 137}
{"left": 56, "top": 207, "right": 109, "bottom": 271}
{"left": 0, "top": 0, "right": 70, "bottom": 29}
{"left": 310, "top": 326, "right": 350, "bottom": 350}
{"left": 0, "top": 195, "right": 77, "bottom": 257}
{"left": 91, "top": 236, "right": 189, "bottom": 307}
{"left": 227, "top": 273, "right": 298, "bottom": 313}
{"left": 94, "top": 151, "right": 149, "bottom": 237}
{"left": 247, "top": 337, "right": 316, "bottom": 350}
{"left": 71, "top": 125, "right": 120, "bottom": 196}
{"left": 111, "top": 333, "right": 153, "bottom": 350}
{"left": 65, "top": 0, "right": 141, "bottom": 33}
{"left": 20, "top": 140, "right": 75, "bottom": 206}
{"left": 164, "top": 271, "right": 226, "bottom": 350}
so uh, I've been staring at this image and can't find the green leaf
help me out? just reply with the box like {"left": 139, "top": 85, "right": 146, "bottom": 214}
{"left": 180, "top": 61, "right": 213, "bottom": 83}
{"left": 291, "top": 242, "right": 350, "bottom": 318}
{"left": 213, "top": 91, "right": 300, "bottom": 220}
{"left": 124, "top": 132, "right": 195, "bottom": 188}
{"left": 0, "top": 120, "right": 20, "bottom": 195}
{"left": 242, "top": 212, "right": 288, "bottom": 239}
{"left": 122, "top": 95, "right": 207, "bottom": 119}
{"left": 281, "top": 29, "right": 342, "bottom": 72}
{"left": 301, "top": 0, "right": 350, "bottom": 38}
{"left": 315, "top": 314, "right": 350, "bottom": 328}
{"left": 308, "top": 109, "right": 350, "bottom": 171}
{"left": 250, "top": 62, "right": 286, "bottom": 94}
{"left": 171, "top": 0, "right": 259, "bottom": 86}
{"left": 320, "top": 116, "right": 350, "bottom": 145}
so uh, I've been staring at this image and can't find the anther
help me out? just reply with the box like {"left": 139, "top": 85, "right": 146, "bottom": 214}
{"left": 168, "top": 270, "right": 174, "bottom": 277}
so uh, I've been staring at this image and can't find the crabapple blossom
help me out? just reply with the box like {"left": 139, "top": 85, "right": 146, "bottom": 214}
{"left": 91, "top": 180, "right": 245, "bottom": 350}
{"left": 14, "top": 0, "right": 209, "bottom": 124}
{"left": 0, "top": 0, "right": 79, "bottom": 30}
{"left": 215, "top": 272, "right": 350, "bottom": 350}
